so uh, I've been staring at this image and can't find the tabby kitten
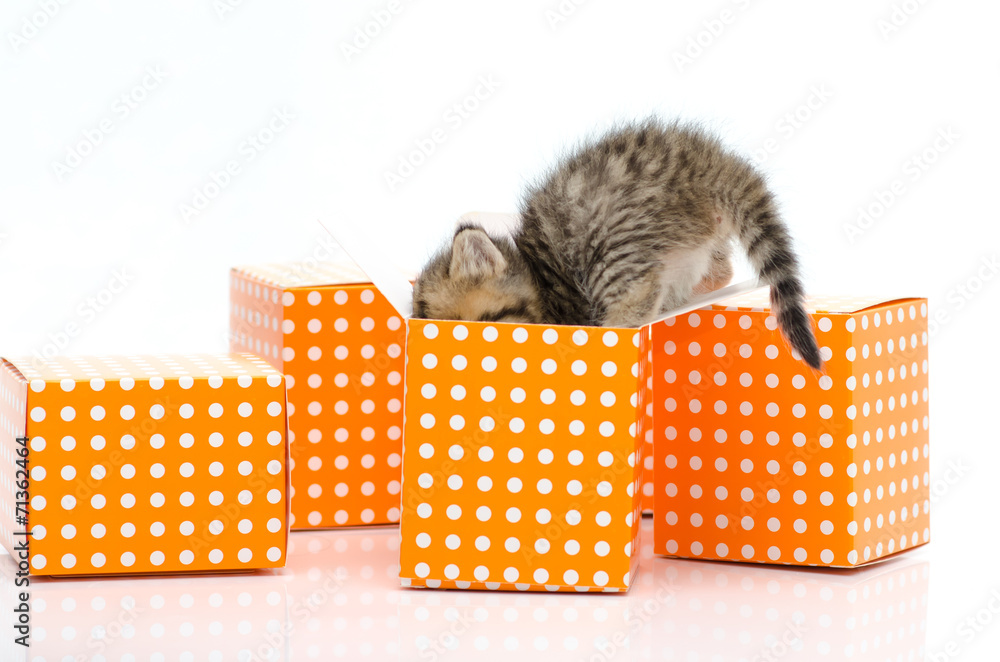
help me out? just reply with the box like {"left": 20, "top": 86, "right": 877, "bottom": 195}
{"left": 412, "top": 119, "right": 823, "bottom": 369}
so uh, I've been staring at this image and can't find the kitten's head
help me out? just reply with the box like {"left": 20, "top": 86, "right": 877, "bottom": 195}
{"left": 412, "top": 224, "right": 542, "bottom": 323}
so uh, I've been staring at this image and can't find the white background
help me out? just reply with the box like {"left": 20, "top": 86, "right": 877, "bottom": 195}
{"left": 1, "top": 0, "right": 998, "bottom": 659}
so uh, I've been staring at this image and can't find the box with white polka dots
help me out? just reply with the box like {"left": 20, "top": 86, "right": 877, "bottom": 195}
{"left": 400, "top": 320, "right": 647, "bottom": 593}
{"left": 230, "top": 262, "right": 405, "bottom": 529}
{"left": 651, "top": 292, "right": 930, "bottom": 567}
{"left": 0, "top": 354, "right": 289, "bottom": 577}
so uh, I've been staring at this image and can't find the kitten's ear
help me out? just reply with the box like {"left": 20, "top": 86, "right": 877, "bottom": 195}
{"left": 450, "top": 226, "right": 507, "bottom": 281}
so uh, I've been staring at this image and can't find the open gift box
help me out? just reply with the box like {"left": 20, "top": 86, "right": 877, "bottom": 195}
{"left": 230, "top": 261, "right": 406, "bottom": 529}
{"left": 320, "top": 216, "right": 757, "bottom": 593}
{"left": 650, "top": 292, "right": 930, "bottom": 567}
{"left": 400, "top": 318, "right": 649, "bottom": 593}
{"left": 325, "top": 214, "right": 930, "bottom": 589}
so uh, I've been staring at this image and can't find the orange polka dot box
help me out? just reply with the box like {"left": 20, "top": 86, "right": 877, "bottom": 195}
{"left": 650, "top": 292, "right": 930, "bottom": 568}
{"left": 230, "top": 262, "right": 406, "bottom": 530}
{"left": 400, "top": 319, "right": 649, "bottom": 593}
{"left": 0, "top": 354, "right": 289, "bottom": 577}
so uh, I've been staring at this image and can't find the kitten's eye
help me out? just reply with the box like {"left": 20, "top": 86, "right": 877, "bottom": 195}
{"left": 477, "top": 303, "right": 532, "bottom": 323}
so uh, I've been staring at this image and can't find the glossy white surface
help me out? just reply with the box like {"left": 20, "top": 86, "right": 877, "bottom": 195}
{"left": 1, "top": 517, "right": 940, "bottom": 661}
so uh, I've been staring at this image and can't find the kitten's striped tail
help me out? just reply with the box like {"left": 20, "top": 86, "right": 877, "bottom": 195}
{"left": 733, "top": 194, "right": 823, "bottom": 370}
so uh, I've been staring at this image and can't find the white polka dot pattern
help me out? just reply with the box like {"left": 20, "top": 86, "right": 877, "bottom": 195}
{"left": 230, "top": 265, "right": 405, "bottom": 529}
{"left": 638, "top": 331, "right": 656, "bottom": 514}
{"left": 652, "top": 296, "right": 930, "bottom": 567}
{"left": 400, "top": 320, "right": 643, "bottom": 592}
{"left": 0, "top": 354, "right": 288, "bottom": 576}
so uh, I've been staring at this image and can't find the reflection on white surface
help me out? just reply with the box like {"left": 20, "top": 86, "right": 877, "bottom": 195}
{"left": 635, "top": 547, "right": 929, "bottom": 661}
{"left": 280, "top": 525, "right": 401, "bottom": 660}
{"left": 0, "top": 561, "right": 287, "bottom": 662}
{"left": 0, "top": 517, "right": 928, "bottom": 661}
{"left": 398, "top": 581, "right": 633, "bottom": 660}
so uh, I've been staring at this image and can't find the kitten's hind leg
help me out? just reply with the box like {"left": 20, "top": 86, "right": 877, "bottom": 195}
{"left": 693, "top": 248, "right": 733, "bottom": 294}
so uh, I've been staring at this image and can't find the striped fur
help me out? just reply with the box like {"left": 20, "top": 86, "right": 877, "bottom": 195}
{"left": 413, "top": 119, "right": 823, "bottom": 370}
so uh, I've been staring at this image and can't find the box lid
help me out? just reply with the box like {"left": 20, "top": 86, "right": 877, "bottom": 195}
{"left": 710, "top": 291, "right": 925, "bottom": 315}
{"left": 233, "top": 260, "right": 373, "bottom": 289}
{"left": 3, "top": 353, "right": 282, "bottom": 386}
